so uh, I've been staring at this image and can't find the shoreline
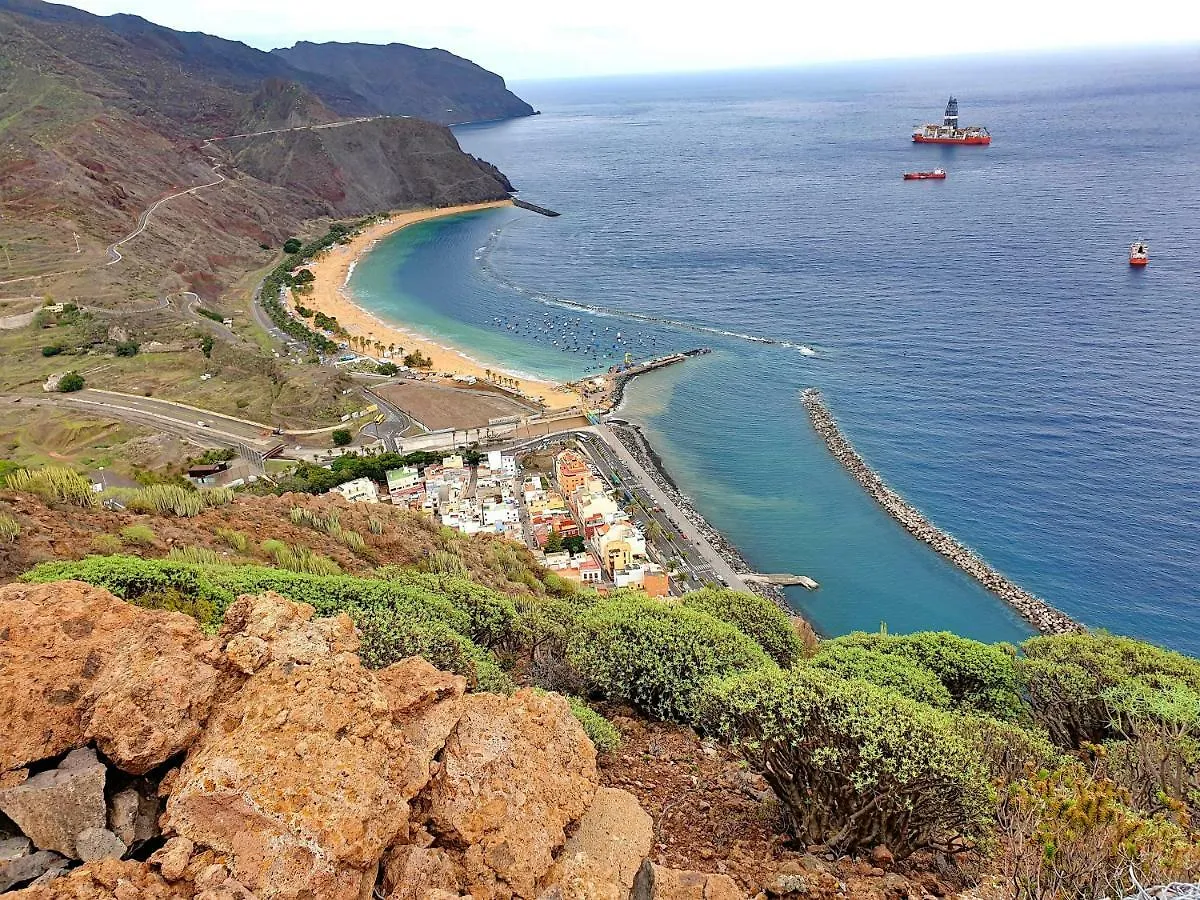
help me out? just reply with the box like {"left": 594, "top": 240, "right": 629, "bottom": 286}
{"left": 800, "top": 389, "right": 1081, "bottom": 636}
{"left": 299, "top": 200, "right": 579, "bottom": 412}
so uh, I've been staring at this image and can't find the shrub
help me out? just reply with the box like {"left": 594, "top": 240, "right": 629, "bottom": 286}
{"left": 5, "top": 466, "right": 95, "bottom": 507}
{"left": 41, "top": 345, "right": 63, "bottom": 357}
{"left": 1020, "top": 632, "right": 1200, "bottom": 748}
{"left": 996, "top": 763, "right": 1200, "bottom": 899}
{"left": 681, "top": 587, "right": 805, "bottom": 667}
{"left": 0, "top": 512, "right": 20, "bottom": 542}
{"left": 202, "top": 487, "right": 236, "bottom": 507}
{"left": 566, "top": 695, "right": 620, "bottom": 753}
{"left": 113, "top": 341, "right": 139, "bottom": 357}
{"left": 704, "top": 667, "right": 991, "bottom": 857}
{"left": 123, "top": 484, "right": 204, "bottom": 517}
{"left": 805, "top": 644, "right": 953, "bottom": 708}
{"left": 119, "top": 523, "right": 157, "bottom": 546}
{"left": 58, "top": 371, "right": 85, "bottom": 392}
{"left": 166, "top": 546, "right": 227, "bottom": 566}
{"left": 131, "top": 586, "right": 222, "bottom": 632}
{"left": 214, "top": 528, "right": 249, "bottom": 552}
{"left": 331, "top": 428, "right": 352, "bottom": 447}
{"left": 375, "top": 567, "right": 520, "bottom": 649}
{"left": 566, "top": 594, "right": 773, "bottom": 723}
{"left": 352, "top": 605, "right": 512, "bottom": 693}
{"left": 828, "top": 631, "right": 1022, "bottom": 718}
{"left": 367, "top": 516, "right": 384, "bottom": 536}
{"left": 283, "top": 238, "right": 303, "bottom": 254}
{"left": 89, "top": 533, "right": 122, "bottom": 554}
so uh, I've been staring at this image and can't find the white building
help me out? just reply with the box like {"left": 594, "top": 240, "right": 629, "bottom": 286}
{"left": 331, "top": 477, "right": 380, "bottom": 504}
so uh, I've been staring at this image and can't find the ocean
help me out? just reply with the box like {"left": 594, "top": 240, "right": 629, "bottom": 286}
{"left": 348, "top": 48, "right": 1200, "bottom": 653}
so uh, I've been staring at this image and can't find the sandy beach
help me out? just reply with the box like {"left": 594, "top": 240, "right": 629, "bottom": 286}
{"left": 298, "top": 200, "right": 579, "bottom": 412}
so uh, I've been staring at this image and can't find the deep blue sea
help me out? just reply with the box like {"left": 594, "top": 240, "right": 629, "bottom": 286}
{"left": 350, "top": 48, "right": 1200, "bottom": 653}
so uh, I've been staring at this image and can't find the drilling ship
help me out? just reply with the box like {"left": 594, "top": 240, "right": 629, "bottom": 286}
{"left": 912, "top": 97, "right": 991, "bottom": 145}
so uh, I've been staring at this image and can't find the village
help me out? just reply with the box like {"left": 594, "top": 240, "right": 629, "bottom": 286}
{"left": 322, "top": 444, "right": 670, "bottom": 596}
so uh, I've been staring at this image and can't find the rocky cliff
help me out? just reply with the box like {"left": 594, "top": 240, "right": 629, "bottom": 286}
{"left": 0, "top": 582, "right": 738, "bottom": 898}
{"left": 274, "top": 41, "right": 536, "bottom": 125}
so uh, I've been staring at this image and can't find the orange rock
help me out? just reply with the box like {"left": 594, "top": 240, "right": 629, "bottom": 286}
{"left": 426, "top": 690, "right": 599, "bottom": 899}
{"left": 539, "top": 788, "right": 652, "bottom": 900}
{"left": 0, "top": 582, "right": 219, "bottom": 775}
{"left": 632, "top": 862, "right": 748, "bottom": 900}
{"left": 381, "top": 846, "right": 463, "bottom": 900}
{"left": 6, "top": 858, "right": 191, "bottom": 899}
{"left": 164, "top": 595, "right": 419, "bottom": 900}
{"left": 376, "top": 657, "right": 467, "bottom": 795}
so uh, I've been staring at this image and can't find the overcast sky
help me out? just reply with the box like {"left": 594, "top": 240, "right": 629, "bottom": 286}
{"left": 69, "top": 0, "right": 1199, "bottom": 80}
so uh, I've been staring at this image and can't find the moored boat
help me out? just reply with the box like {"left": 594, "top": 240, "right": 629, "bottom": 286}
{"left": 913, "top": 97, "right": 991, "bottom": 145}
{"left": 903, "top": 169, "right": 946, "bottom": 180}
{"left": 1129, "top": 240, "right": 1149, "bottom": 266}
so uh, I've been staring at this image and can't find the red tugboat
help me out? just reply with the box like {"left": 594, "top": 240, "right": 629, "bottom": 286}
{"left": 913, "top": 97, "right": 991, "bottom": 145}
{"left": 1129, "top": 240, "right": 1149, "bottom": 266}
{"left": 903, "top": 169, "right": 946, "bottom": 180}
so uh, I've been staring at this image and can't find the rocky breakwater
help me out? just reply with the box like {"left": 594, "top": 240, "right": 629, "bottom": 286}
{"left": 0, "top": 581, "right": 749, "bottom": 899}
{"left": 801, "top": 389, "right": 1081, "bottom": 635}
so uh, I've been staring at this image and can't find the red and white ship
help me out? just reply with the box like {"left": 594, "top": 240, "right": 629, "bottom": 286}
{"left": 912, "top": 97, "right": 991, "bottom": 145}
{"left": 1129, "top": 240, "right": 1149, "bottom": 266}
{"left": 903, "top": 169, "right": 946, "bottom": 180}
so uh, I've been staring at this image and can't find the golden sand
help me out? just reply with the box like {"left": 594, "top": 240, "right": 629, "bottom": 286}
{"left": 298, "top": 201, "right": 578, "bottom": 412}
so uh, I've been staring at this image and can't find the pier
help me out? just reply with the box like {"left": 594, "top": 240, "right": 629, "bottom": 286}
{"left": 512, "top": 198, "right": 561, "bottom": 217}
{"left": 801, "top": 389, "right": 1081, "bottom": 636}
{"left": 604, "top": 348, "right": 711, "bottom": 410}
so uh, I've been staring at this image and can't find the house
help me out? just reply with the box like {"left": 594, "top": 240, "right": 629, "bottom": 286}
{"left": 553, "top": 449, "right": 590, "bottom": 497}
{"left": 186, "top": 462, "right": 228, "bottom": 486}
{"left": 595, "top": 521, "right": 646, "bottom": 574}
{"left": 385, "top": 466, "right": 420, "bottom": 494}
{"left": 331, "top": 477, "right": 379, "bottom": 504}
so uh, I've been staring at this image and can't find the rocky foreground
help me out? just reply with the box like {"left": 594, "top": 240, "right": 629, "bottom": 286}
{"left": 0, "top": 582, "right": 743, "bottom": 899}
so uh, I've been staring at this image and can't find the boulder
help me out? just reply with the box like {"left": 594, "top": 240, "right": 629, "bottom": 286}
{"left": 6, "top": 858, "right": 189, "bottom": 898}
{"left": 0, "top": 581, "right": 219, "bottom": 775}
{"left": 426, "top": 690, "right": 599, "bottom": 899}
{"left": 0, "top": 748, "right": 106, "bottom": 858}
{"left": 217, "top": 592, "right": 359, "bottom": 671}
{"left": 375, "top": 657, "right": 466, "bottom": 794}
{"left": 164, "top": 594, "right": 414, "bottom": 900}
{"left": 539, "top": 788, "right": 652, "bottom": 900}
{"left": 381, "top": 846, "right": 462, "bottom": 900}
{"left": 870, "top": 846, "right": 895, "bottom": 868}
{"left": 108, "top": 787, "right": 159, "bottom": 847}
{"left": 632, "top": 861, "right": 748, "bottom": 900}
{"left": 75, "top": 828, "right": 127, "bottom": 862}
{"left": 1, "top": 845, "right": 67, "bottom": 893}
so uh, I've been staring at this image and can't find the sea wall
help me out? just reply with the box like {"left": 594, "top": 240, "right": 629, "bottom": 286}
{"left": 801, "top": 389, "right": 1081, "bottom": 636}
{"left": 607, "top": 420, "right": 788, "bottom": 609}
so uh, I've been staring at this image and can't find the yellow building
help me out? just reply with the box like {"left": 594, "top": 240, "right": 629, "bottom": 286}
{"left": 554, "top": 449, "right": 590, "bottom": 497}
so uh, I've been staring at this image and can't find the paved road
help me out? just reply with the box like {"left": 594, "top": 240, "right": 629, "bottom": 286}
{"left": 175, "top": 292, "right": 239, "bottom": 343}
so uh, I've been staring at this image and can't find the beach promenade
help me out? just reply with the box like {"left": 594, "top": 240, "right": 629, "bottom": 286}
{"left": 801, "top": 389, "right": 1081, "bottom": 635}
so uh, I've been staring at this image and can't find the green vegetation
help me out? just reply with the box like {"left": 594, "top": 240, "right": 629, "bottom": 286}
{"left": 214, "top": 527, "right": 249, "bottom": 552}
{"left": 271, "top": 449, "right": 469, "bottom": 495}
{"left": 194, "top": 448, "right": 237, "bottom": 465}
{"left": 403, "top": 350, "right": 432, "bottom": 369}
{"left": 377, "top": 361, "right": 399, "bottom": 376}
{"left": 4, "top": 465, "right": 95, "bottom": 506}
{"left": 282, "top": 238, "right": 303, "bottom": 254}
{"left": 200, "top": 335, "right": 214, "bottom": 358}
{"left": 113, "top": 340, "right": 140, "bottom": 357}
{"left": 805, "top": 644, "right": 953, "bottom": 708}
{"left": 122, "top": 484, "right": 205, "bottom": 517}
{"left": 89, "top": 533, "right": 122, "bottom": 554}
{"left": 167, "top": 546, "right": 226, "bottom": 565}
{"left": 704, "top": 666, "right": 992, "bottom": 857}
{"left": 682, "top": 587, "right": 805, "bottom": 668}
{"left": 58, "top": 371, "right": 85, "bottom": 392}
{"left": 0, "top": 511, "right": 20, "bottom": 542}
{"left": 331, "top": 428, "right": 352, "bottom": 447}
{"left": 566, "top": 593, "right": 773, "bottom": 723}
{"left": 566, "top": 695, "right": 620, "bottom": 753}
{"left": 41, "top": 345, "right": 63, "bottom": 357}
{"left": 119, "top": 523, "right": 157, "bottom": 546}
{"left": 195, "top": 307, "right": 225, "bottom": 323}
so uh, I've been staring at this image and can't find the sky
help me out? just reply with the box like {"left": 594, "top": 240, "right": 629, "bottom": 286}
{"left": 69, "top": 0, "right": 1200, "bottom": 80}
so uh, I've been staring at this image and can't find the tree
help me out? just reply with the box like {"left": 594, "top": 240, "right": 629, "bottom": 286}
{"left": 682, "top": 587, "right": 806, "bottom": 668}
{"left": 292, "top": 268, "right": 315, "bottom": 285}
{"left": 58, "top": 371, "right": 85, "bottom": 392}
{"left": 403, "top": 350, "right": 432, "bottom": 369}
{"left": 377, "top": 362, "right": 399, "bottom": 376}
{"left": 331, "top": 428, "right": 352, "bottom": 447}
{"left": 544, "top": 529, "right": 564, "bottom": 552}
{"left": 283, "top": 238, "right": 303, "bottom": 255}
{"left": 114, "top": 340, "right": 139, "bottom": 357}
{"left": 200, "top": 336, "right": 214, "bottom": 358}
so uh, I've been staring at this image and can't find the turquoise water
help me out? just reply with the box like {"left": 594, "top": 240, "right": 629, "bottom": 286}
{"left": 350, "top": 50, "right": 1200, "bottom": 651}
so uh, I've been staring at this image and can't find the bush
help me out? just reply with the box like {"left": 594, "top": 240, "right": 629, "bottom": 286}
{"left": 214, "top": 528, "right": 249, "bottom": 552}
{"left": 119, "top": 523, "right": 157, "bottom": 546}
{"left": 331, "top": 428, "right": 352, "bottom": 447}
{"left": 681, "top": 587, "right": 804, "bottom": 667}
{"left": 566, "top": 594, "right": 773, "bottom": 723}
{"left": 41, "top": 345, "right": 63, "bottom": 357}
{"left": 704, "top": 667, "right": 991, "bottom": 857}
{"left": 805, "top": 644, "right": 953, "bottom": 708}
{"left": 166, "top": 546, "right": 227, "bottom": 566}
{"left": 1020, "top": 632, "right": 1200, "bottom": 748}
{"left": 202, "top": 487, "right": 236, "bottom": 507}
{"left": 114, "top": 341, "right": 139, "bottom": 357}
{"left": 377, "top": 362, "right": 399, "bottom": 376}
{"left": 120, "top": 484, "right": 205, "bottom": 517}
{"left": 283, "top": 238, "right": 303, "bottom": 254}
{"left": 58, "top": 371, "right": 85, "bottom": 392}
{"left": 566, "top": 695, "right": 620, "bottom": 753}
{"left": 352, "top": 605, "right": 512, "bottom": 693}
{"left": 828, "top": 631, "right": 1022, "bottom": 719}
{"left": 5, "top": 466, "right": 96, "bottom": 507}
{"left": 90, "top": 533, "right": 122, "bottom": 554}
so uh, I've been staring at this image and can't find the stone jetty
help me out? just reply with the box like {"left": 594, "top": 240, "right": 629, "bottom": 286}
{"left": 801, "top": 389, "right": 1081, "bottom": 636}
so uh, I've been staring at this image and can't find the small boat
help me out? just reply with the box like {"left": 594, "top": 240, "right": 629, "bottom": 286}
{"left": 1129, "top": 240, "right": 1149, "bottom": 267}
{"left": 904, "top": 169, "right": 946, "bottom": 180}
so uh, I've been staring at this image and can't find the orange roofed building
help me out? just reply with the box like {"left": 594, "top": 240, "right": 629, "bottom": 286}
{"left": 554, "top": 449, "right": 591, "bottom": 498}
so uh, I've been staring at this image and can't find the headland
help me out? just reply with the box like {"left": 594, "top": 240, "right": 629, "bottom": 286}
{"left": 299, "top": 200, "right": 580, "bottom": 411}
{"left": 801, "top": 389, "right": 1081, "bottom": 635}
